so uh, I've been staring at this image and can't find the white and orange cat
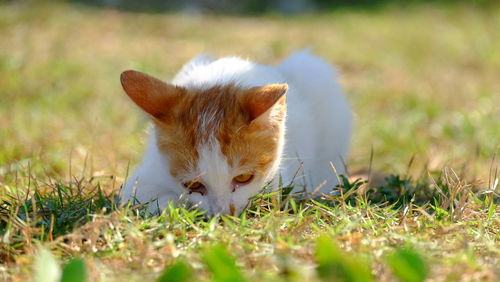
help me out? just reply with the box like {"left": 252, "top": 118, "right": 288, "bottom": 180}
{"left": 120, "top": 50, "right": 352, "bottom": 215}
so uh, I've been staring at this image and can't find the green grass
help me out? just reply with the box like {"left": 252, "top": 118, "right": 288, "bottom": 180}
{"left": 0, "top": 1, "right": 499, "bottom": 281}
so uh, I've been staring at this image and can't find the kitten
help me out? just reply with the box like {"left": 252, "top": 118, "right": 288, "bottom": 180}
{"left": 120, "top": 50, "right": 352, "bottom": 215}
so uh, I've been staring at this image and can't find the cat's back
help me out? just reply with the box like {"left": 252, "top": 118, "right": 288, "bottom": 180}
{"left": 277, "top": 51, "right": 352, "bottom": 192}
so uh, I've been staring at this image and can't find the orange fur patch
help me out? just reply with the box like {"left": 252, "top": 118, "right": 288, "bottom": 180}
{"left": 154, "top": 84, "right": 286, "bottom": 178}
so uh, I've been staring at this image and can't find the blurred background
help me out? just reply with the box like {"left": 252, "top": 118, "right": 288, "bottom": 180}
{"left": 0, "top": 0, "right": 498, "bottom": 189}
{"left": 67, "top": 0, "right": 492, "bottom": 14}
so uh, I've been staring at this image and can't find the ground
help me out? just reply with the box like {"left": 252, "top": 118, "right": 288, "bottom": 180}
{"left": 0, "top": 1, "right": 498, "bottom": 281}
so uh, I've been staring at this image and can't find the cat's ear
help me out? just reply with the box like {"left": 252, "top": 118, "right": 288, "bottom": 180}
{"left": 242, "top": 84, "right": 288, "bottom": 122}
{"left": 120, "top": 70, "right": 184, "bottom": 120}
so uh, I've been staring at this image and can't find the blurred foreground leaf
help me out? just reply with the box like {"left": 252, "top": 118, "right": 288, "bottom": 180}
{"left": 201, "top": 244, "right": 246, "bottom": 282}
{"left": 61, "top": 258, "right": 87, "bottom": 282}
{"left": 387, "top": 248, "right": 427, "bottom": 282}
{"left": 157, "top": 260, "right": 193, "bottom": 282}
{"left": 315, "top": 234, "right": 372, "bottom": 282}
{"left": 34, "top": 248, "right": 61, "bottom": 282}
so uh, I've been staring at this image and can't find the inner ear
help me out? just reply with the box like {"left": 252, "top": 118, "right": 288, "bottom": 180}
{"left": 120, "top": 70, "right": 185, "bottom": 120}
{"left": 241, "top": 84, "right": 288, "bottom": 121}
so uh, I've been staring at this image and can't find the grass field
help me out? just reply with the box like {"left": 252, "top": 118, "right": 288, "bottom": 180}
{"left": 0, "top": 1, "right": 499, "bottom": 281}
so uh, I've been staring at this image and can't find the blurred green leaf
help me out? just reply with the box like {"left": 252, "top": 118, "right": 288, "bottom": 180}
{"left": 157, "top": 260, "right": 193, "bottom": 282}
{"left": 201, "top": 244, "right": 246, "bottom": 282}
{"left": 315, "top": 234, "right": 372, "bottom": 282}
{"left": 60, "top": 258, "right": 87, "bottom": 282}
{"left": 387, "top": 248, "right": 427, "bottom": 282}
{"left": 34, "top": 248, "right": 61, "bottom": 282}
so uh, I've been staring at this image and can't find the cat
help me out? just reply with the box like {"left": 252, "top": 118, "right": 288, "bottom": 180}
{"left": 120, "top": 50, "right": 352, "bottom": 216}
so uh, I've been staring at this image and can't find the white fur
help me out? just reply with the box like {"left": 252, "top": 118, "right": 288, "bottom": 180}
{"left": 121, "top": 50, "right": 352, "bottom": 215}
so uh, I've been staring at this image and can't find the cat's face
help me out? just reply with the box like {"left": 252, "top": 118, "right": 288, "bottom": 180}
{"left": 121, "top": 70, "right": 287, "bottom": 215}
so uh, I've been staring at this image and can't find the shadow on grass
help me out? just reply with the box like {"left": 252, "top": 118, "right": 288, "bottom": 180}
{"left": 0, "top": 183, "right": 117, "bottom": 241}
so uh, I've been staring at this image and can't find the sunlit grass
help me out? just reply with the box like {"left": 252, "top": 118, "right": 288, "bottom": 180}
{"left": 0, "top": 1, "right": 498, "bottom": 281}
{"left": 2, "top": 170, "right": 497, "bottom": 280}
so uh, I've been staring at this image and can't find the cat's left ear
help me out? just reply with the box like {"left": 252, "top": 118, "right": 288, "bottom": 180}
{"left": 242, "top": 84, "right": 287, "bottom": 122}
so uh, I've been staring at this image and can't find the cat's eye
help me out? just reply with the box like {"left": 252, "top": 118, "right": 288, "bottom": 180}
{"left": 233, "top": 174, "right": 254, "bottom": 184}
{"left": 182, "top": 181, "right": 207, "bottom": 195}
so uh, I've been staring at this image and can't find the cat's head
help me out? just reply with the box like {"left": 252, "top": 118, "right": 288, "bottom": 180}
{"left": 121, "top": 70, "right": 287, "bottom": 215}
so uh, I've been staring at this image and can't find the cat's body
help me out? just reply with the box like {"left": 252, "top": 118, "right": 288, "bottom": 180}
{"left": 120, "top": 50, "right": 352, "bottom": 215}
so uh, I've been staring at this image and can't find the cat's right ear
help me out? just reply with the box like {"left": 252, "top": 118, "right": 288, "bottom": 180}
{"left": 242, "top": 84, "right": 288, "bottom": 122}
{"left": 120, "top": 70, "right": 184, "bottom": 120}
